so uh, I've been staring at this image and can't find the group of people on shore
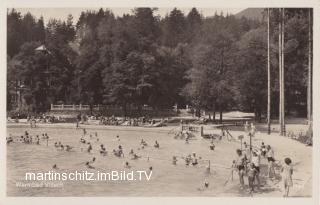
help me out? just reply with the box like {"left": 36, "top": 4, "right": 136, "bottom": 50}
{"left": 232, "top": 132, "right": 293, "bottom": 196}
{"left": 98, "top": 115, "right": 158, "bottom": 127}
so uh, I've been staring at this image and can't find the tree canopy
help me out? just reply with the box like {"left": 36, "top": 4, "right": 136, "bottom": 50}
{"left": 7, "top": 8, "right": 312, "bottom": 120}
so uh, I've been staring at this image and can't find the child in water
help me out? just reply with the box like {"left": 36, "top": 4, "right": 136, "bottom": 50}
{"left": 281, "top": 157, "right": 293, "bottom": 197}
{"left": 154, "top": 140, "right": 160, "bottom": 148}
{"left": 210, "top": 142, "right": 215, "bottom": 150}
{"left": 87, "top": 143, "right": 92, "bottom": 153}
{"left": 247, "top": 163, "right": 257, "bottom": 193}
{"left": 172, "top": 156, "right": 178, "bottom": 165}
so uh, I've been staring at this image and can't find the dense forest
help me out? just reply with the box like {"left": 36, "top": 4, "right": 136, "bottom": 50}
{"left": 7, "top": 8, "right": 312, "bottom": 120}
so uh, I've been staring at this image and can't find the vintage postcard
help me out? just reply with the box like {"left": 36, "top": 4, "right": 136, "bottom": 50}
{"left": 1, "top": 0, "right": 319, "bottom": 205}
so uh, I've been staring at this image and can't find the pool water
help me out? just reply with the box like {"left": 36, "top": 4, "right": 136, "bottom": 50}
{"left": 6, "top": 125, "right": 288, "bottom": 196}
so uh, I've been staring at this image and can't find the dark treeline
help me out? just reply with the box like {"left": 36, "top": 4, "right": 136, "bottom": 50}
{"left": 7, "top": 8, "right": 312, "bottom": 120}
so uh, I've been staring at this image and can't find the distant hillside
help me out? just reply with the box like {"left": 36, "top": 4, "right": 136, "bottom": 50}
{"left": 235, "top": 8, "right": 264, "bottom": 21}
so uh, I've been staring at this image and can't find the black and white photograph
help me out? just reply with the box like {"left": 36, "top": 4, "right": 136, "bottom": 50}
{"left": 1, "top": 1, "right": 319, "bottom": 204}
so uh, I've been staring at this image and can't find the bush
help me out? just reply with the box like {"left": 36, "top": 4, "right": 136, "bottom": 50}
{"left": 7, "top": 110, "right": 30, "bottom": 119}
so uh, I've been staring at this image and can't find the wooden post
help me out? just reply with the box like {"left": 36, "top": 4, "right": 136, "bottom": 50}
{"left": 281, "top": 8, "right": 286, "bottom": 136}
{"left": 249, "top": 132, "right": 252, "bottom": 161}
{"left": 267, "top": 8, "right": 271, "bottom": 135}
{"left": 307, "top": 9, "right": 312, "bottom": 125}
{"left": 278, "top": 8, "right": 283, "bottom": 136}
{"left": 201, "top": 126, "right": 204, "bottom": 137}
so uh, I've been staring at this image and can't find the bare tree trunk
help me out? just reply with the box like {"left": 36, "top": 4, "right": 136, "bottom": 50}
{"left": 267, "top": 8, "right": 271, "bottom": 135}
{"left": 307, "top": 9, "right": 312, "bottom": 125}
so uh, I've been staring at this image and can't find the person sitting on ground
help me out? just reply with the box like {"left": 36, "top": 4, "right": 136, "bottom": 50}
{"left": 116, "top": 135, "right": 120, "bottom": 141}
{"left": 281, "top": 157, "right": 293, "bottom": 197}
{"left": 52, "top": 164, "right": 58, "bottom": 169}
{"left": 154, "top": 140, "right": 160, "bottom": 148}
{"left": 54, "top": 142, "right": 59, "bottom": 148}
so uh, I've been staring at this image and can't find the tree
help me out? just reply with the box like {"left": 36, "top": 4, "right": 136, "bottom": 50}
{"left": 235, "top": 27, "right": 268, "bottom": 121}
{"left": 162, "top": 8, "right": 187, "bottom": 47}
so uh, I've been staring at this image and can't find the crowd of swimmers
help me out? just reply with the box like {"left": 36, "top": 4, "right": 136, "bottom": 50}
{"left": 6, "top": 131, "right": 49, "bottom": 145}
{"left": 7, "top": 125, "right": 294, "bottom": 197}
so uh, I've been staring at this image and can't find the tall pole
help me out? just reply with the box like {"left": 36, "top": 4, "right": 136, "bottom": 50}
{"left": 307, "top": 9, "right": 312, "bottom": 125}
{"left": 281, "top": 8, "right": 286, "bottom": 136}
{"left": 267, "top": 8, "right": 271, "bottom": 135}
{"left": 278, "top": 8, "right": 283, "bottom": 136}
